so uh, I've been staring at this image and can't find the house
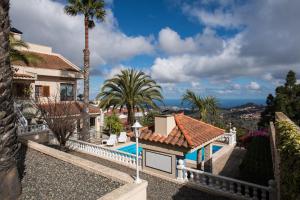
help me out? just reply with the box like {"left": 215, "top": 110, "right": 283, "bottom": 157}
{"left": 128, "top": 113, "right": 228, "bottom": 178}
{"left": 11, "top": 28, "right": 103, "bottom": 133}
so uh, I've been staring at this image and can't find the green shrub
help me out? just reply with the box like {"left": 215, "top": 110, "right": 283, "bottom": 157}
{"left": 276, "top": 121, "right": 300, "bottom": 200}
{"left": 239, "top": 136, "right": 274, "bottom": 185}
{"left": 104, "top": 114, "right": 123, "bottom": 135}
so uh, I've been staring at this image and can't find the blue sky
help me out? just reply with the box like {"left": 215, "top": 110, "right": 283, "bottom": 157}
{"left": 10, "top": 0, "right": 300, "bottom": 100}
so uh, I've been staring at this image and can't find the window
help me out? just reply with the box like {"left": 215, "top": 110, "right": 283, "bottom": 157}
{"left": 60, "top": 83, "right": 74, "bottom": 101}
{"left": 35, "top": 85, "right": 50, "bottom": 98}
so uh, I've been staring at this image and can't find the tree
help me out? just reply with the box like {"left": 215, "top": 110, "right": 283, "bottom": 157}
{"left": 65, "top": 0, "right": 106, "bottom": 141}
{"left": 97, "top": 69, "right": 163, "bottom": 126}
{"left": 259, "top": 70, "right": 300, "bottom": 127}
{"left": 10, "top": 33, "right": 42, "bottom": 65}
{"left": 104, "top": 114, "right": 123, "bottom": 135}
{"left": 77, "top": 93, "right": 83, "bottom": 101}
{"left": 181, "top": 89, "right": 219, "bottom": 123}
{"left": 141, "top": 111, "right": 158, "bottom": 127}
{"left": 37, "top": 98, "right": 77, "bottom": 151}
{"left": 0, "top": 1, "right": 22, "bottom": 198}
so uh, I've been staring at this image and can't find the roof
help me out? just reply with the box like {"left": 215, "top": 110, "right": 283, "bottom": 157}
{"left": 39, "top": 101, "right": 101, "bottom": 116}
{"left": 13, "top": 73, "right": 35, "bottom": 80}
{"left": 133, "top": 113, "right": 224, "bottom": 149}
{"left": 12, "top": 51, "right": 80, "bottom": 72}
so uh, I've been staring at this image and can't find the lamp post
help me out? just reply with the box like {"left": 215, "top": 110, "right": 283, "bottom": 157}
{"left": 132, "top": 120, "right": 142, "bottom": 184}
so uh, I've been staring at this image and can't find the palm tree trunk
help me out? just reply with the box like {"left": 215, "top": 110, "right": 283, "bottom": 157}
{"left": 82, "top": 15, "right": 90, "bottom": 141}
{"left": 0, "top": 0, "right": 21, "bottom": 198}
{"left": 127, "top": 105, "right": 134, "bottom": 126}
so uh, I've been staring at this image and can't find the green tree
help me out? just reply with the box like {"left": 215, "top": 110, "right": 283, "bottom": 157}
{"left": 104, "top": 114, "right": 123, "bottom": 134}
{"left": 10, "top": 33, "right": 42, "bottom": 65}
{"left": 97, "top": 69, "right": 163, "bottom": 126}
{"left": 259, "top": 70, "right": 300, "bottom": 127}
{"left": 141, "top": 111, "right": 158, "bottom": 127}
{"left": 65, "top": 0, "right": 106, "bottom": 141}
{"left": 181, "top": 89, "right": 219, "bottom": 123}
{"left": 0, "top": 1, "right": 22, "bottom": 198}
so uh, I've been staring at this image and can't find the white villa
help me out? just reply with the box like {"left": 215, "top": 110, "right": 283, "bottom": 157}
{"left": 11, "top": 28, "right": 103, "bottom": 133}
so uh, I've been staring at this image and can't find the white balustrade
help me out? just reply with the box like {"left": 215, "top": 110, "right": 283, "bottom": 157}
{"left": 177, "top": 159, "right": 276, "bottom": 200}
{"left": 217, "top": 127, "right": 237, "bottom": 145}
{"left": 17, "top": 124, "right": 48, "bottom": 135}
{"left": 67, "top": 139, "right": 142, "bottom": 168}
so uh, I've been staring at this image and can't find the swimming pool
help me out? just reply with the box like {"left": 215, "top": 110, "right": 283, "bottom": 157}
{"left": 117, "top": 144, "right": 222, "bottom": 161}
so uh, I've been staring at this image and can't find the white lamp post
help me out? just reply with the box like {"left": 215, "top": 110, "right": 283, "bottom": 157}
{"left": 132, "top": 120, "right": 142, "bottom": 184}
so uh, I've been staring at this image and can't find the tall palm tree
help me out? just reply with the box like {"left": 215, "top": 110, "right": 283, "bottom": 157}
{"left": 65, "top": 0, "right": 105, "bottom": 141}
{"left": 97, "top": 69, "right": 163, "bottom": 126}
{"left": 181, "top": 89, "right": 218, "bottom": 122}
{"left": 0, "top": 0, "right": 21, "bottom": 198}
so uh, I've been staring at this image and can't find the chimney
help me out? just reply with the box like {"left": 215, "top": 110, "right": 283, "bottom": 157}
{"left": 154, "top": 115, "right": 176, "bottom": 136}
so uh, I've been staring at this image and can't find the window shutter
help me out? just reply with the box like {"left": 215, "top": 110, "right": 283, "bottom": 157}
{"left": 43, "top": 86, "right": 50, "bottom": 97}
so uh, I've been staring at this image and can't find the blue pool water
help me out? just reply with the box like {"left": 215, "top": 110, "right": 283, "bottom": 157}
{"left": 117, "top": 144, "right": 222, "bottom": 161}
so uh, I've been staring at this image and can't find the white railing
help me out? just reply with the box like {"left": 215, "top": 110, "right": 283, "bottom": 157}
{"left": 66, "top": 139, "right": 142, "bottom": 168}
{"left": 217, "top": 127, "right": 237, "bottom": 145}
{"left": 177, "top": 160, "right": 276, "bottom": 200}
{"left": 18, "top": 124, "right": 48, "bottom": 135}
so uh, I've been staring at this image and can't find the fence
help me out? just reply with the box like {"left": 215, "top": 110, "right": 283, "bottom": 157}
{"left": 17, "top": 124, "right": 48, "bottom": 135}
{"left": 177, "top": 159, "right": 276, "bottom": 200}
{"left": 66, "top": 139, "right": 142, "bottom": 168}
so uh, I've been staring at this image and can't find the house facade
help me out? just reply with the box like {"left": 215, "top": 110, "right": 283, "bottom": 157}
{"left": 11, "top": 28, "right": 103, "bottom": 133}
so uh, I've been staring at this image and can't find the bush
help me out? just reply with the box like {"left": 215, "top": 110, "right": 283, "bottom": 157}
{"left": 276, "top": 121, "right": 300, "bottom": 200}
{"left": 239, "top": 136, "right": 274, "bottom": 185}
{"left": 104, "top": 114, "right": 123, "bottom": 134}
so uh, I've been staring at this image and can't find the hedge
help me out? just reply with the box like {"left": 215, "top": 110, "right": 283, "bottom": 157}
{"left": 276, "top": 121, "right": 300, "bottom": 200}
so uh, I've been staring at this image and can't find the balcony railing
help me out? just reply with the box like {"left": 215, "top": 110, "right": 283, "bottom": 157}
{"left": 177, "top": 159, "right": 276, "bottom": 200}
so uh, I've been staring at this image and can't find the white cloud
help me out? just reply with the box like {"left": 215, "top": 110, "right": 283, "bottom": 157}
{"left": 158, "top": 27, "right": 224, "bottom": 55}
{"left": 231, "top": 83, "right": 241, "bottom": 90}
{"left": 158, "top": 27, "right": 197, "bottom": 54}
{"left": 246, "top": 82, "right": 260, "bottom": 90}
{"left": 263, "top": 73, "right": 273, "bottom": 81}
{"left": 11, "top": 0, "right": 154, "bottom": 69}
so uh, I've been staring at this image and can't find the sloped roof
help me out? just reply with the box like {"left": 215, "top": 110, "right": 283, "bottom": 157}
{"left": 13, "top": 73, "right": 35, "bottom": 80}
{"left": 12, "top": 51, "right": 80, "bottom": 72}
{"left": 135, "top": 113, "right": 225, "bottom": 149}
{"left": 39, "top": 101, "right": 100, "bottom": 116}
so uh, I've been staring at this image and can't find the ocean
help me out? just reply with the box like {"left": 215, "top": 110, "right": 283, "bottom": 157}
{"left": 158, "top": 98, "right": 265, "bottom": 109}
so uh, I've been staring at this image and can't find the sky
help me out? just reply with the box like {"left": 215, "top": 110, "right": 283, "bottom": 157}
{"left": 10, "top": 0, "right": 300, "bottom": 100}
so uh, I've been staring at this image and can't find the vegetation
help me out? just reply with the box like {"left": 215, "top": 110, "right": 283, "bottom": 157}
{"left": 141, "top": 111, "right": 158, "bottom": 127}
{"left": 97, "top": 69, "right": 163, "bottom": 126}
{"left": 0, "top": 1, "right": 22, "bottom": 197}
{"left": 10, "top": 33, "right": 42, "bottom": 65}
{"left": 181, "top": 89, "right": 219, "bottom": 124}
{"left": 259, "top": 70, "right": 300, "bottom": 127}
{"left": 64, "top": 0, "right": 106, "bottom": 141}
{"left": 239, "top": 136, "right": 273, "bottom": 185}
{"left": 276, "top": 120, "right": 300, "bottom": 200}
{"left": 104, "top": 114, "right": 123, "bottom": 135}
{"left": 37, "top": 98, "right": 77, "bottom": 150}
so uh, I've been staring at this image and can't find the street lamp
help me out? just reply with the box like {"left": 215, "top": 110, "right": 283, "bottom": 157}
{"left": 132, "top": 120, "right": 142, "bottom": 184}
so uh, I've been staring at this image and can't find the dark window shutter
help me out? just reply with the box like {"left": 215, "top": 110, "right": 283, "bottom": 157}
{"left": 43, "top": 86, "right": 50, "bottom": 97}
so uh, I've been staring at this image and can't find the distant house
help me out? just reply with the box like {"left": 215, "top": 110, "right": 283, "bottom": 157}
{"left": 11, "top": 28, "right": 103, "bottom": 133}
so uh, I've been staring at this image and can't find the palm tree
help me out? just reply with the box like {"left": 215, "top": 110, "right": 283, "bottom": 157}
{"left": 65, "top": 0, "right": 106, "bottom": 141}
{"left": 0, "top": 0, "right": 21, "bottom": 198}
{"left": 181, "top": 89, "right": 218, "bottom": 122}
{"left": 10, "top": 33, "right": 42, "bottom": 65}
{"left": 97, "top": 69, "right": 163, "bottom": 126}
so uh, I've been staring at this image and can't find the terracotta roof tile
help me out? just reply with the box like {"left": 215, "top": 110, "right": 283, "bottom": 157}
{"left": 39, "top": 101, "right": 100, "bottom": 116}
{"left": 13, "top": 73, "right": 35, "bottom": 79}
{"left": 12, "top": 51, "right": 80, "bottom": 72}
{"left": 136, "top": 113, "right": 224, "bottom": 149}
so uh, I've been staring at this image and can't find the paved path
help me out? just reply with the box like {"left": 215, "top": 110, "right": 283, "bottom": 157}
{"left": 70, "top": 151, "right": 231, "bottom": 200}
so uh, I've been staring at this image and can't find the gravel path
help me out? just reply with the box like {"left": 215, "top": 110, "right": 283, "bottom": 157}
{"left": 70, "top": 151, "right": 231, "bottom": 200}
{"left": 16, "top": 145, "right": 122, "bottom": 200}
